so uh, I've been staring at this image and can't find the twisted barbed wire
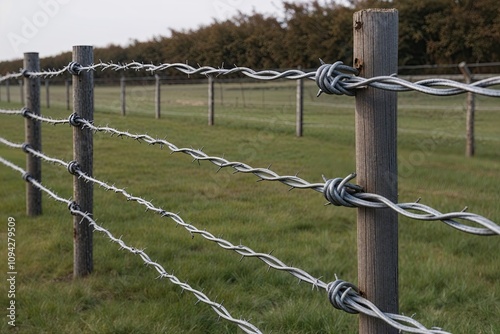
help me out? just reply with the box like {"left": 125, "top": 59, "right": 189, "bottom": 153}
{"left": 3, "top": 108, "right": 499, "bottom": 236}
{"left": 20, "top": 108, "right": 71, "bottom": 125}
{"left": 2, "top": 60, "right": 500, "bottom": 96}
{"left": 0, "top": 155, "right": 262, "bottom": 334}
{"left": 7, "top": 109, "right": 499, "bottom": 236}
{"left": 0, "top": 108, "right": 25, "bottom": 116}
{"left": 315, "top": 61, "right": 500, "bottom": 97}
{"left": 0, "top": 153, "right": 451, "bottom": 334}
{"left": 323, "top": 175, "right": 500, "bottom": 236}
{"left": 0, "top": 71, "right": 24, "bottom": 83}
{"left": 61, "top": 115, "right": 500, "bottom": 236}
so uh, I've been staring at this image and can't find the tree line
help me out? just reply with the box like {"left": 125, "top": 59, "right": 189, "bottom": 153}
{"left": 1, "top": 0, "right": 499, "bottom": 79}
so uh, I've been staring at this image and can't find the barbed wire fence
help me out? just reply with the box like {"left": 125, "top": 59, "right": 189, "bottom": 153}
{"left": 1, "top": 10, "right": 500, "bottom": 334}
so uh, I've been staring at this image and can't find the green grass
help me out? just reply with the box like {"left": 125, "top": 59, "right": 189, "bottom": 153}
{"left": 0, "top": 81, "right": 499, "bottom": 333}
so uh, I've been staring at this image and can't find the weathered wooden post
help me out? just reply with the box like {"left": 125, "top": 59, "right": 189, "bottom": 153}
{"left": 208, "top": 76, "right": 214, "bottom": 125}
{"left": 353, "top": 9, "right": 399, "bottom": 334}
{"left": 459, "top": 62, "right": 475, "bottom": 157}
{"left": 296, "top": 67, "right": 304, "bottom": 137}
{"left": 24, "top": 52, "right": 42, "bottom": 216}
{"left": 72, "top": 45, "right": 94, "bottom": 278}
{"left": 155, "top": 74, "right": 161, "bottom": 119}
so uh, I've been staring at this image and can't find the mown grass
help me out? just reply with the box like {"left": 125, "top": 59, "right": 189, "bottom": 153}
{"left": 0, "top": 80, "right": 499, "bottom": 333}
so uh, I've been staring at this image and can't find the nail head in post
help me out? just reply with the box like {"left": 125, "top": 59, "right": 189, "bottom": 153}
{"left": 68, "top": 113, "right": 82, "bottom": 127}
{"left": 67, "top": 160, "right": 81, "bottom": 175}
{"left": 67, "top": 61, "right": 82, "bottom": 76}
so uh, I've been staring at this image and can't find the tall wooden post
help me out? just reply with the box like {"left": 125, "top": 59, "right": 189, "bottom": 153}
{"left": 24, "top": 52, "right": 42, "bottom": 216}
{"left": 296, "top": 68, "right": 304, "bottom": 137}
{"left": 208, "top": 76, "right": 214, "bottom": 125}
{"left": 155, "top": 74, "right": 161, "bottom": 119}
{"left": 459, "top": 62, "right": 475, "bottom": 157}
{"left": 354, "top": 9, "right": 399, "bottom": 334}
{"left": 72, "top": 45, "right": 94, "bottom": 278}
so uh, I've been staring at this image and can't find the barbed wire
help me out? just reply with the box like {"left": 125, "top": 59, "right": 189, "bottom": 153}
{"left": 0, "top": 155, "right": 262, "bottom": 334}
{"left": 59, "top": 115, "right": 500, "bottom": 236}
{"left": 0, "top": 108, "right": 25, "bottom": 116}
{"left": 3, "top": 109, "right": 498, "bottom": 236}
{"left": 0, "top": 152, "right": 451, "bottom": 334}
{"left": 323, "top": 175, "right": 500, "bottom": 236}
{"left": 315, "top": 62, "right": 500, "bottom": 97}
{"left": 2, "top": 60, "right": 500, "bottom": 96}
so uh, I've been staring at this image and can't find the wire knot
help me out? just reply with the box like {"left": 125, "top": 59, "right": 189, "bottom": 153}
{"left": 323, "top": 173, "right": 362, "bottom": 207}
{"left": 22, "top": 172, "right": 33, "bottom": 182}
{"left": 21, "top": 143, "right": 32, "bottom": 153}
{"left": 327, "top": 279, "right": 359, "bottom": 314}
{"left": 67, "top": 61, "right": 82, "bottom": 76}
{"left": 21, "top": 69, "right": 30, "bottom": 78}
{"left": 315, "top": 61, "right": 358, "bottom": 96}
{"left": 20, "top": 107, "right": 30, "bottom": 118}
{"left": 68, "top": 113, "right": 82, "bottom": 127}
{"left": 68, "top": 201, "right": 81, "bottom": 215}
{"left": 67, "top": 160, "right": 81, "bottom": 175}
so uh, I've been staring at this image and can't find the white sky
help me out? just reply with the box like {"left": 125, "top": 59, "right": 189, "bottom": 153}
{"left": 0, "top": 0, "right": 315, "bottom": 62}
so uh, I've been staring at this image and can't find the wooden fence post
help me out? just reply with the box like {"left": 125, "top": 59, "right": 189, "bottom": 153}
{"left": 459, "top": 62, "right": 475, "bottom": 157}
{"left": 296, "top": 67, "right": 304, "bottom": 137}
{"left": 72, "top": 45, "right": 94, "bottom": 278}
{"left": 353, "top": 9, "right": 399, "bottom": 334}
{"left": 120, "top": 75, "right": 126, "bottom": 116}
{"left": 24, "top": 52, "right": 42, "bottom": 216}
{"left": 155, "top": 74, "right": 161, "bottom": 119}
{"left": 208, "top": 76, "right": 214, "bottom": 125}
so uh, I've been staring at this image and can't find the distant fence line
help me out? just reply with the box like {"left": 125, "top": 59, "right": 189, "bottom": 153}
{"left": 1, "top": 9, "right": 500, "bottom": 334}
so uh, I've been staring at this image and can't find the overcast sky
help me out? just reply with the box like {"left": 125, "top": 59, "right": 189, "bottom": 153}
{"left": 0, "top": 0, "right": 316, "bottom": 62}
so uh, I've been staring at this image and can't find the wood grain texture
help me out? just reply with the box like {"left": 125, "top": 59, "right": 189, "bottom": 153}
{"left": 73, "top": 45, "right": 94, "bottom": 278}
{"left": 353, "top": 9, "right": 399, "bottom": 334}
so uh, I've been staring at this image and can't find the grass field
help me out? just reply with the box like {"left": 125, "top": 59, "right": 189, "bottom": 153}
{"left": 0, "top": 79, "right": 499, "bottom": 333}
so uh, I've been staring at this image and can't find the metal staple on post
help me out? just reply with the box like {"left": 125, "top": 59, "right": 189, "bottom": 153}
{"left": 23, "top": 52, "right": 42, "bottom": 216}
{"left": 71, "top": 45, "right": 94, "bottom": 278}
